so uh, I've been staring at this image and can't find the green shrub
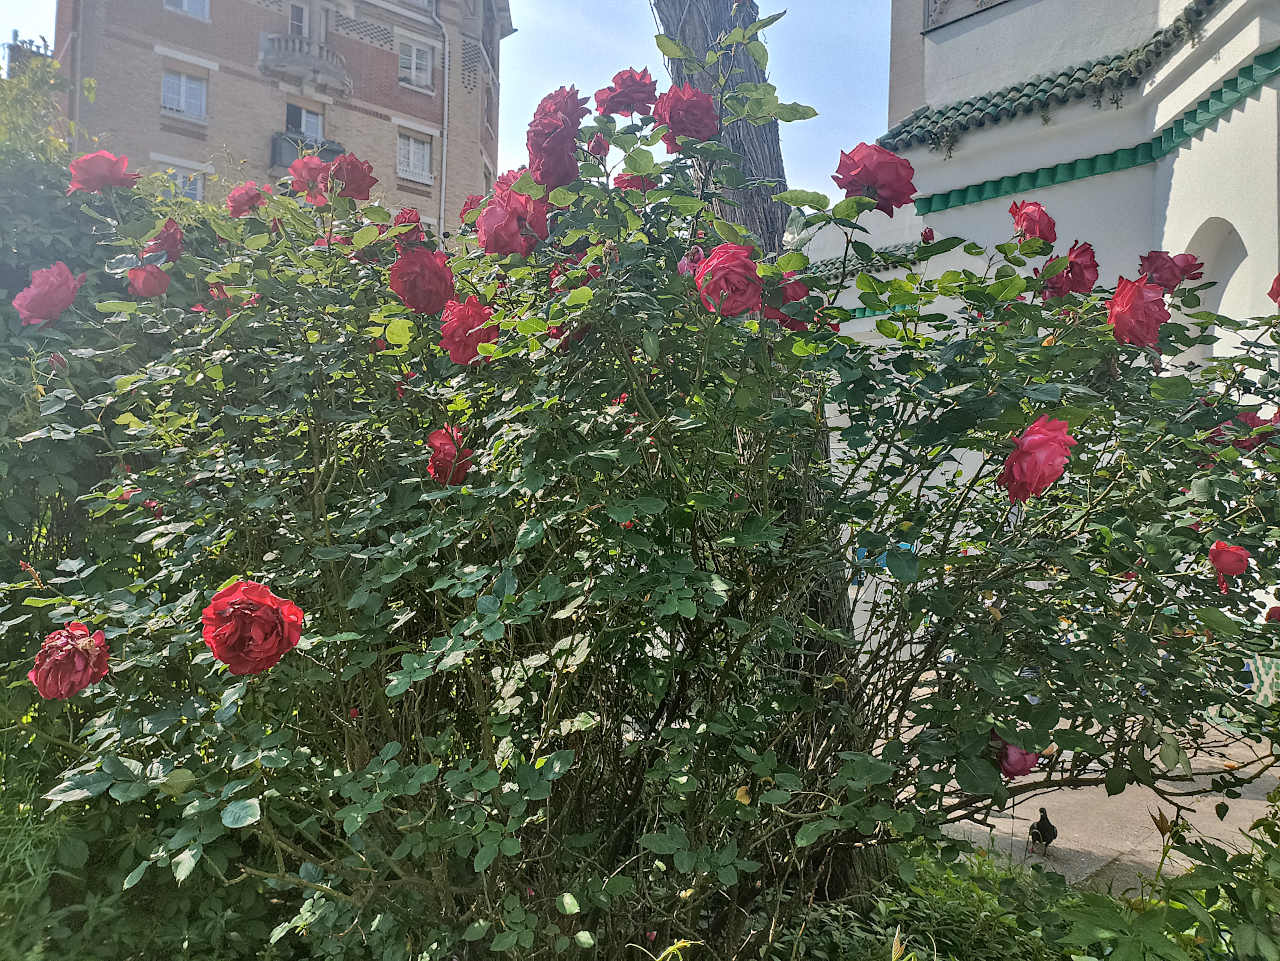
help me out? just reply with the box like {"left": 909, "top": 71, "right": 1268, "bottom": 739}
{"left": 3, "top": 14, "right": 1280, "bottom": 959}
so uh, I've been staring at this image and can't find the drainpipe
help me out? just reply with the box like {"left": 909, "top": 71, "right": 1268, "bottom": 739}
{"left": 428, "top": 1, "right": 449, "bottom": 235}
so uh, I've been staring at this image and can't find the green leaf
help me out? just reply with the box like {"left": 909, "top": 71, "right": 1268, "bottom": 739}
{"left": 746, "top": 39, "right": 768, "bottom": 70}
{"left": 352, "top": 224, "right": 380, "bottom": 249}
{"left": 245, "top": 233, "right": 271, "bottom": 250}
{"left": 362, "top": 205, "right": 392, "bottom": 224}
{"left": 122, "top": 862, "right": 148, "bottom": 890}
{"left": 777, "top": 251, "right": 809, "bottom": 272}
{"left": 796, "top": 818, "right": 837, "bottom": 847}
{"left": 623, "top": 148, "right": 655, "bottom": 175}
{"left": 955, "top": 757, "right": 999, "bottom": 795}
{"left": 832, "top": 196, "right": 877, "bottom": 220}
{"left": 1195, "top": 607, "right": 1240, "bottom": 637}
{"left": 713, "top": 219, "right": 745, "bottom": 245}
{"left": 463, "top": 920, "right": 491, "bottom": 942}
{"left": 548, "top": 187, "right": 578, "bottom": 207}
{"left": 1104, "top": 767, "right": 1130, "bottom": 796}
{"left": 556, "top": 892, "right": 580, "bottom": 915}
{"left": 564, "top": 286, "right": 593, "bottom": 306}
{"left": 490, "top": 930, "right": 518, "bottom": 952}
{"left": 772, "top": 189, "right": 829, "bottom": 210}
{"left": 655, "top": 34, "right": 691, "bottom": 59}
{"left": 886, "top": 550, "right": 918, "bottom": 583}
{"left": 573, "top": 931, "right": 596, "bottom": 948}
{"left": 221, "top": 798, "right": 261, "bottom": 829}
{"left": 989, "top": 275, "right": 1027, "bottom": 301}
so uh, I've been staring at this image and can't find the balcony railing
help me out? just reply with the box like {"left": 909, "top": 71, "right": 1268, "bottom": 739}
{"left": 259, "top": 33, "right": 351, "bottom": 96}
{"left": 270, "top": 131, "right": 346, "bottom": 170}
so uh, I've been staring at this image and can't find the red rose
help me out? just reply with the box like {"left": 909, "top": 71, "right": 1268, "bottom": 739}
{"left": 320, "top": 153, "right": 378, "bottom": 200}
{"left": 201, "top": 580, "right": 303, "bottom": 675}
{"left": 613, "top": 173, "right": 658, "bottom": 192}
{"left": 440, "top": 296, "right": 497, "bottom": 364}
{"left": 314, "top": 232, "right": 352, "bottom": 248}
{"left": 289, "top": 156, "right": 330, "bottom": 205}
{"left": 1041, "top": 240, "right": 1098, "bottom": 299}
{"left": 1267, "top": 606, "right": 1280, "bottom": 623}
{"left": 831, "top": 143, "right": 916, "bottom": 216}
{"left": 227, "top": 181, "right": 271, "bottom": 217}
{"left": 920, "top": 227, "right": 935, "bottom": 244}
{"left": 587, "top": 133, "right": 610, "bottom": 159}
{"left": 1009, "top": 200, "right": 1056, "bottom": 244}
{"left": 460, "top": 194, "right": 485, "bottom": 223}
{"left": 428, "top": 424, "right": 474, "bottom": 485}
{"left": 127, "top": 264, "right": 170, "bottom": 298}
{"left": 677, "top": 245, "right": 705, "bottom": 277}
{"left": 1209, "top": 541, "right": 1250, "bottom": 594}
{"left": 653, "top": 83, "right": 718, "bottom": 152}
{"left": 695, "top": 243, "right": 762, "bottom": 316}
{"left": 477, "top": 169, "right": 548, "bottom": 257}
{"left": 1137, "top": 251, "right": 1179, "bottom": 291}
{"left": 993, "top": 736, "right": 1039, "bottom": 778}
{"left": 143, "top": 219, "right": 184, "bottom": 263}
{"left": 1172, "top": 253, "right": 1203, "bottom": 284}
{"left": 28, "top": 622, "right": 109, "bottom": 700}
{"left": 390, "top": 247, "right": 454, "bottom": 314}
{"left": 370, "top": 337, "right": 388, "bottom": 353}
{"left": 193, "top": 283, "right": 258, "bottom": 315}
{"left": 396, "top": 370, "right": 417, "bottom": 398}
{"left": 997, "top": 415, "right": 1076, "bottom": 503}
{"left": 13, "top": 262, "right": 86, "bottom": 326}
{"left": 764, "top": 271, "right": 814, "bottom": 330}
{"left": 1107, "top": 275, "right": 1170, "bottom": 348}
{"left": 389, "top": 206, "right": 424, "bottom": 248}
{"left": 1269, "top": 274, "right": 1280, "bottom": 306}
{"left": 527, "top": 86, "right": 589, "bottom": 189}
{"left": 68, "top": 150, "right": 139, "bottom": 194}
{"left": 595, "top": 67, "right": 658, "bottom": 116}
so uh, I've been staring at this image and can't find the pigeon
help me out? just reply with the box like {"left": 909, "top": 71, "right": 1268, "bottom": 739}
{"left": 1026, "top": 807, "right": 1058, "bottom": 856}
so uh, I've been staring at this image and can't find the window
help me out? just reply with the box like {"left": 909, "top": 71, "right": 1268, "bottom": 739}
{"left": 398, "top": 42, "right": 434, "bottom": 89}
{"left": 167, "top": 168, "right": 205, "bottom": 201}
{"left": 164, "top": 0, "right": 210, "bottom": 19}
{"left": 289, "top": 3, "right": 308, "bottom": 37}
{"left": 161, "top": 70, "right": 208, "bottom": 121}
{"left": 397, "top": 132, "right": 433, "bottom": 184}
{"left": 286, "top": 103, "right": 324, "bottom": 140}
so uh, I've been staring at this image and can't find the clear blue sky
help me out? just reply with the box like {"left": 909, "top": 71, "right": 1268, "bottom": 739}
{"left": 2, "top": 0, "right": 890, "bottom": 193}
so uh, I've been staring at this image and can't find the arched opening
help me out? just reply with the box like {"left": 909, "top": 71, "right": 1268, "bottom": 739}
{"left": 1176, "top": 217, "right": 1248, "bottom": 364}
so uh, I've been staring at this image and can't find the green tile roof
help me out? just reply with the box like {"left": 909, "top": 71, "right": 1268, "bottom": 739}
{"left": 879, "top": 0, "right": 1224, "bottom": 153}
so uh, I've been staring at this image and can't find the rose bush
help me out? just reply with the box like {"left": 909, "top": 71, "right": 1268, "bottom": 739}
{"left": 4, "top": 16, "right": 1280, "bottom": 961}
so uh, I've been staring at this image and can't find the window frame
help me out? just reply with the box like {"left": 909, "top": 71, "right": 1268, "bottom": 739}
{"left": 398, "top": 41, "right": 435, "bottom": 91}
{"left": 396, "top": 131, "right": 434, "bottom": 185}
{"left": 166, "top": 168, "right": 206, "bottom": 201}
{"left": 288, "top": 3, "right": 308, "bottom": 38}
{"left": 286, "top": 103, "right": 324, "bottom": 141}
{"left": 161, "top": 69, "right": 208, "bottom": 122}
{"left": 163, "top": 0, "right": 210, "bottom": 21}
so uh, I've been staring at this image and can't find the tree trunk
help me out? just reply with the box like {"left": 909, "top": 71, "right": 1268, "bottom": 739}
{"left": 652, "top": 0, "right": 790, "bottom": 253}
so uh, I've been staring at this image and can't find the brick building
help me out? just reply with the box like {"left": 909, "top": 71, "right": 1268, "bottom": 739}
{"left": 54, "top": 0, "right": 512, "bottom": 228}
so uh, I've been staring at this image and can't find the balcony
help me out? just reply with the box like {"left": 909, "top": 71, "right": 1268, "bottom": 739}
{"left": 259, "top": 34, "right": 351, "bottom": 97}
{"left": 270, "top": 131, "right": 346, "bottom": 170}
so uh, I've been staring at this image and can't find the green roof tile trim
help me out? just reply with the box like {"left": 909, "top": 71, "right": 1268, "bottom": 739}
{"left": 880, "top": 0, "right": 1224, "bottom": 152}
{"left": 914, "top": 43, "right": 1280, "bottom": 215}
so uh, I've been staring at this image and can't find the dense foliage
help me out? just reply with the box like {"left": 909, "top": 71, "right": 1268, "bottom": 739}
{"left": 3, "top": 18, "right": 1279, "bottom": 961}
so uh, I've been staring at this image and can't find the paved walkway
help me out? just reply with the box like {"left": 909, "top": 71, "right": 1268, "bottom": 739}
{"left": 952, "top": 757, "right": 1276, "bottom": 893}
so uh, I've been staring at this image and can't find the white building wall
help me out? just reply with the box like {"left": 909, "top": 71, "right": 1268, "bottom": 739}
{"left": 921, "top": 0, "right": 1161, "bottom": 106}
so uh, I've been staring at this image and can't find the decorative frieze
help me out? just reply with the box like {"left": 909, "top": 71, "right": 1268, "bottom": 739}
{"left": 924, "top": 0, "right": 1017, "bottom": 33}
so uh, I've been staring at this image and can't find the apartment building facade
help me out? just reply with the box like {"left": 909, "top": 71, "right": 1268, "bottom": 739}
{"left": 54, "top": 0, "right": 511, "bottom": 228}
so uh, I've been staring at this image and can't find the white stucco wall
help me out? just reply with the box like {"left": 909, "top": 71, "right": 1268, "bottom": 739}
{"left": 921, "top": 0, "right": 1162, "bottom": 107}
{"left": 1158, "top": 83, "right": 1280, "bottom": 339}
